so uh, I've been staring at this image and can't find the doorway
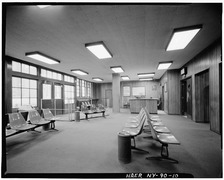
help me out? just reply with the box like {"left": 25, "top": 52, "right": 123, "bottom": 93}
{"left": 41, "top": 82, "right": 64, "bottom": 115}
{"left": 105, "top": 89, "right": 112, "bottom": 108}
{"left": 181, "top": 77, "right": 192, "bottom": 118}
{"left": 161, "top": 86, "right": 164, "bottom": 111}
{"left": 195, "top": 69, "right": 209, "bottom": 123}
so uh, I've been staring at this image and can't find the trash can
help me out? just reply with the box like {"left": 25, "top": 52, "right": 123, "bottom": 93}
{"left": 43, "top": 123, "right": 50, "bottom": 131}
{"left": 118, "top": 132, "right": 131, "bottom": 163}
{"left": 75, "top": 111, "right": 80, "bottom": 122}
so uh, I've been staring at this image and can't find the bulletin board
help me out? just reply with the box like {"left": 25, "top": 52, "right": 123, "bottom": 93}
{"left": 123, "top": 86, "right": 130, "bottom": 96}
{"left": 132, "top": 87, "right": 146, "bottom": 96}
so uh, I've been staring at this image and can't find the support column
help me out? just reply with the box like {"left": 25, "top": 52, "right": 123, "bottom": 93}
{"left": 112, "top": 73, "right": 120, "bottom": 113}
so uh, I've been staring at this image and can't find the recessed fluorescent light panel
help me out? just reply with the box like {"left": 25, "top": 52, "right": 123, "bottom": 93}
{"left": 139, "top": 78, "right": 153, "bottom": 81}
{"left": 92, "top": 77, "right": 103, "bottom": 82}
{"left": 166, "top": 25, "right": 202, "bottom": 51}
{"left": 25, "top": 52, "right": 60, "bottom": 64}
{"left": 137, "top": 73, "right": 155, "bottom": 78}
{"left": 121, "top": 76, "right": 130, "bottom": 80}
{"left": 37, "top": 5, "right": 50, "bottom": 8}
{"left": 71, "top": 69, "right": 88, "bottom": 76}
{"left": 157, "top": 62, "right": 173, "bottom": 70}
{"left": 85, "top": 41, "right": 112, "bottom": 59}
{"left": 110, "top": 66, "right": 124, "bottom": 73}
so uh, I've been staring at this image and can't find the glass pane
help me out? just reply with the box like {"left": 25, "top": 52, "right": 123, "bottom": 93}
{"left": 30, "top": 66, "right": 37, "bottom": 75}
{"left": 30, "top": 98, "right": 37, "bottom": 106}
{"left": 30, "top": 79, "right": 37, "bottom": 89}
{"left": 47, "top": 71, "right": 52, "bottom": 79}
{"left": 12, "top": 61, "right": 21, "bottom": 72}
{"left": 22, "top": 78, "right": 29, "bottom": 88}
{"left": 22, "top": 89, "right": 29, "bottom": 98}
{"left": 12, "top": 77, "right": 21, "bottom": 87}
{"left": 22, "top": 64, "right": 29, "bottom": 74}
{"left": 41, "top": 69, "right": 47, "bottom": 77}
{"left": 64, "top": 75, "right": 68, "bottom": 82}
{"left": 30, "top": 89, "right": 37, "bottom": 97}
{"left": 71, "top": 77, "right": 74, "bottom": 83}
{"left": 22, "top": 98, "right": 29, "bottom": 105}
{"left": 12, "top": 88, "right": 21, "bottom": 98}
{"left": 12, "top": 98, "right": 21, "bottom": 108}
{"left": 58, "top": 74, "right": 62, "bottom": 80}
{"left": 52, "top": 72, "right": 57, "bottom": 79}
{"left": 43, "top": 84, "right": 51, "bottom": 99}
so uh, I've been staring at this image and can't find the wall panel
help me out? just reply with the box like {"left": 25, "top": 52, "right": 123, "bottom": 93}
{"left": 181, "top": 39, "right": 221, "bottom": 134}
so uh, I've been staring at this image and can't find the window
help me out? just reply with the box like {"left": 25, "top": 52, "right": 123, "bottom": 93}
{"left": 87, "top": 82, "right": 91, "bottom": 97}
{"left": 64, "top": 85, "right": 74, "bottom": 104}
{"left": 42, "top": 84, "right": 51, "bottom": 99}
{"left": 41, "top": 68, "right": 62, "bottom": 81}
{"left": 12, "top": 77, "right": 37, "bottom": 108}
{"left": 81, "top": 80, "right": 85, "bottom": 97}
{"left": 55, "top": 85, "right": 62, "bottom": 99}
{"left": 64, "top": 75, "right": 74, "bottom": 83}
{"left": 12, "top": 61, "right": 37, "bottom": 76}
{"left": 76, "top": 79, "right": 80, "bottom": 97}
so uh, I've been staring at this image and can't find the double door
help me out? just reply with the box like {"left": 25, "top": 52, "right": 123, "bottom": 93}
{"left": 41, "top": 82, "right": 63, "bottom": 115}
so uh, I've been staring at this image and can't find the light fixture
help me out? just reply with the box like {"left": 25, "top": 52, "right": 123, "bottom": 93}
{"left": 166, "top": 25, "right": 202, "bottom": 51}
{"left": 137, "top": 73, "right": 155, "bottom": 77}
{"left": 25, "top": 51, "right": 60, "bottom": 64}
{"left": 92, "top": 77, "right": 103, "bottom": 82}
{"left": 110, "top": 66, "right": 124, "bottom": 73}
{"left": 71, "top": 69, "right": 88, "bottom": 76}
{"left": 121, "top": 76, "right": 130, "bottom": 80}
{"left": 157, "top": 62, "right": 173, "bottom": 70}
{"left": 85, "top": 41, "right": 112, "bottom": 59}
{"left": 139, "top": 78, "right": 153, "bottom": 81}
{"left": 37, "top": 5, "right": 50, "bottom": 9}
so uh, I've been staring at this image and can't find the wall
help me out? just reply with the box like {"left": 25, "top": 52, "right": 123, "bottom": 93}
{"left": 159, "top": 72, "right": 168, "bottom": 113}
{"left": 96, "top": 80, "right": 160, "bottom": 108}
{"left": 181, "top": 39, "right": 221, "bottom": 134}
{"left": 121, "top": 80, "right": 160, "bottom": 107}
{"left": 159, "top": 70, "right": 180, "bottom": 115}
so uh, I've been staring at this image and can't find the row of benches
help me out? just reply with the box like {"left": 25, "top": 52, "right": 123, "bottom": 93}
{"left": 5, "top": 109, "right": 58, "bottom": 138}
{"left": 119, "top": 107, "right": 180, "bottom": 163}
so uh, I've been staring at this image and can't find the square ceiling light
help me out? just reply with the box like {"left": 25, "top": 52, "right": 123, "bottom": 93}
{"left": 37, "top": 5, "right": 50, "bottom": 8}
{"left": 85, "top": 41, "right": 112, "bottom": 59}
{"left": 157, "top": 62, "right": 173, "bottom": 70}
{"left": 92, "top": 77, "right": 103, "bottom": 82}
{"left": 121, "top": 76, "right": 130, "bottom": 80}
{"left": 110, "top": 66, "right": 124, "bottom": 73}
{"left": 25, "top": 51, "right": 60, "bottom": 64}
{"left": 71, "top": 69, "right": 88, "bottom": 76}
{"left": 137, "top": 73, "right": 155, "bottom": 78}
{"left": 139, "top": 77, "right": 153, "bottom": 81}
{"left": 166, "top": 25, "right": 202, "bottom": 51}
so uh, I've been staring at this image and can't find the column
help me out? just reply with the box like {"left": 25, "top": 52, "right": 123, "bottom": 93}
{"left": 112, "top": 73, "right": 120, "bottom": 113}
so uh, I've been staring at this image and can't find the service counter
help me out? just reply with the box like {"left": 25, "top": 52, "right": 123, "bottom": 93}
{"left": 129, "top": 98, "right": 158, "bottom": 114}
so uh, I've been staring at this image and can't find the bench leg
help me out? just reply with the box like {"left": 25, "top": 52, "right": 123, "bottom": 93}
{"left": 131, "top": 137, "right": 149, "bottom": 153}
{"left": 146, "top": 144, "right": 178, "bottom": 163}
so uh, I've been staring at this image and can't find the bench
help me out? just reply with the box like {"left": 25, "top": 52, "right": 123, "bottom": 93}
{"left": 7, "top": 112, "right": 38, "bottom": 135}
{"left": 84, "top": 110, "right": 105, "bottom": 120}
{"left": 28, "top": 110, "right": 52, "bottom": 130}
{"left": 143, "top": 107, "right": 180, "bottom": 163}
{"left": 120, "top": 108, "right": 149, "bottom": 153}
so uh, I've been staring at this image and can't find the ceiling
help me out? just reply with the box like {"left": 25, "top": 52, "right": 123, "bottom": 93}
{"left": 4, "top": 3, "right": 222, "bottom": 82}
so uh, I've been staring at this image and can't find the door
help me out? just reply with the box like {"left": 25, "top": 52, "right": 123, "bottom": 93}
{"left": 54, "top": 84, "right": 63, "bottom": 115}
{"left": 42, "top": 82, "right": 54, "bottom": 114}
{"left": 195, "top": 69, "right": 209, "bottom": 123}
{"left": 181, "top": 80, "right": 187, "bottom": 115}
{"left": 105, "top": 89, "right": 112, "bottom": 108}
